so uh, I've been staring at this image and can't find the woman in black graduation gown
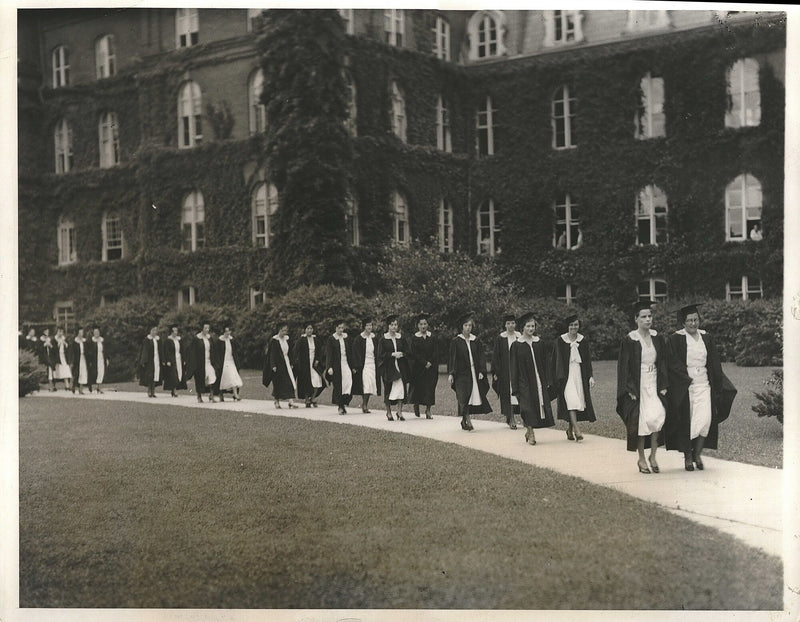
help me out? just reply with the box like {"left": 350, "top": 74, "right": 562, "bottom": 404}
{"left": 265, "top": 323, "right": 298, "bottom": 408}
{"left": 491, "top": 313, "right": 521, "bottom": 429}
{"left": 38, "top": 328, "right": 57, "bottom": 392}
{"left": 350, "top": 319, "right": 380, "bottom": 413}
{"left": 552, "top": 313, "right": 596, "bottom": 442}
{"left": 292, "top": 322, "right": 326, "bottom": 408}
{"left": 138, "top": 326, "right": 164, "bottom": 398}
{"left": 325, "top": 320, "right": 355, "bottom": 415}
{"left": 52, "top": 327, "right": 73, "bottom": 391}
{"left": 409, "top": 313, "right": 438, "bottom": 419}
{"left": 377, "top": 314, "right": 411, "bottom": 421}
{"left": 163, "top": 325, "right": 188, "bottom": 397}
{"left": 71, "top": 327, "right": 91, "bottom": 395}
{"left": 447, "top": 312, "right": 491, "bottom": 431}
{"left": 616, "top": 300, "right": 669, "bottom": 474}
{"left": 665, "top": 304, "right": 737, "bottom": 471}
{"left": 510, "top": 312, "right": 555, "bottom": 445}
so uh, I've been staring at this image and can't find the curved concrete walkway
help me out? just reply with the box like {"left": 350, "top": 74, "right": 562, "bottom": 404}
{"left": 31, "top": 390, "right": 782, "bottom": 559}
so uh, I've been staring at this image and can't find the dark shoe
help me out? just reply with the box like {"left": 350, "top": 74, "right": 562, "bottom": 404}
{"left": 461, "top": 419, "right": 470, "bottom": 431}
{"left": 575, "top": 433, "right": 584, "bottom": 442}
{"left": 274, "top": 400, "right": 281, "bottom": 409}
{"left": 219, "top": 395, "right": 225, "bottom": 402}
{"left": 197, "top": 395, "right": 203, "bottom": 403}
{"left": 414, "top": 407, "right": 420, "bottom": 417}
{"left": 694, "top": 458, "right": 704, "bottom": 471}
{"left": 426, "top": 413, "right": 433, "bottom": 420}
{"left": 311, "top": 401, "right": 318, "bottom": 408}
{"left": 648, "top": 458, "right": 660, "bottom": 474}
{"left": 685, "top": 456, "right": 695, "bottom": 472}
{"left": 338, "top": 407, "right": 346, "bottom": 415}
{"left": 386, "top": 412, "right": 394, "bottom": 421}
{"left": 288, "top": 402, "right": 298, "bottom": 409}
{"left": 233, "top": 395, "right": 241, "bottom": 402}
{"left": 396, "top": 412, "right": 405, "bottom": 421}
{"left": 507, "top": 418, "right": 517, "bottom": 430}
{"left": 305, "top": 399, "right": 312, "bottom": 408}
{"left": 638, "top": 460, "right": 651, "bottom": 474}
{"left": 566, "top": 425, "right": 575, "bottom": 441}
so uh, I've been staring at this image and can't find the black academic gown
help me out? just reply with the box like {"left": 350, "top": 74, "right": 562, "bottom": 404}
{"left": 492, "top": 331, "right": 521, "bottom": 418}
{"left": 138, "top": 336, "right": 164, "bottom": 387}
{"left": 615, "top": 330, "right": 669, "bottom": 452}
{"left": 509, "top": 338, "right": 555, "bottom": 429}
{"left": 188, "top": 332, "right": 218, "bottom": 394}
{"left": 324, "top": 333, "right": 354, "bottom": 406}
{"left": 664, "top": 330, "right": 737, "bottom": 452}
{"left": 71, "top": 337, "right": 91, "bottom": 388}
{"left": 448, "top": 334, "right": 491, "bottom": 415}
{"left": 39, "top": 336, "right": 55, "bottom": 371}
{"left": 292, "top": 335, "right": 327, "bottom": 399}
{"left": 163, "top": 336, "right": 188, "bottom": 391}
{"left": 377, "top": 332, "right": 411, "bottom": 405}
{"left": 266, "top": 336, "right": 297, "bottom": 400}
{"left": 552, "top": 333, "right": 596, "bottom": 422}
{"left": 409, "top": 331, "right": 439, "bottom": 406}
{"left": 350, "top": 333, "right": 381, "bottom": 397}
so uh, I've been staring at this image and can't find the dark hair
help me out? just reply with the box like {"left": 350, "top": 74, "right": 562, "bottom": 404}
{"left": 679, "top": 309, "right": 702, "bottom": 325}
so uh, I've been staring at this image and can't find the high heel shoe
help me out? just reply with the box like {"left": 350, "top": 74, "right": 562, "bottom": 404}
{"left": 637, "top": 459, "right": 651, "bottom": 474}
{"left": 566, "top": 425, "right": 575, "bottom": 441}
{"left": 461, "top": 419, "right": 469, "bottom": 430}
{"left": 648, "top": 458, "right": 660, "bottom": 474}
{"left": 692, "top": 449, "right": 704, "bottom": 470}
{"left": 396, "top": 412, "right": 405, "bottom": 421}
{"left": 274, "top": 400, "right": 281, "bottom": 409}
{"left": 507, "top": 418, "right": 517, "bottom": 430}
{"left": 386, "top": 411, "right": 394, "bottom": 421}
{"left": 684, "top": 455, "right": 695, "bottom": 471}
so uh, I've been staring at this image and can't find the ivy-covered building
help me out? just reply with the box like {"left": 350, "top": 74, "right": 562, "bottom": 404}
{"left": 17, "top": 8, "right": 785, "bottom": 328}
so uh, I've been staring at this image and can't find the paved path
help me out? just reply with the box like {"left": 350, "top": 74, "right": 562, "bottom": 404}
{"left": 32, "top": 390, "right": 782, "bottom": 559}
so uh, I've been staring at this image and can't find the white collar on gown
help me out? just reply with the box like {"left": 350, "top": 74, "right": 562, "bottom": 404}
{"left": 499, "top": 331, "right": 521, "bottom": 339}
{"left": 457, "top": 333, "right": 477, "bottom": 342}
{"left": 627, "top": 329, "right": 657, "bottom": 341}
{"left": 560, "top": 332, "right": 584, "bottom": 343}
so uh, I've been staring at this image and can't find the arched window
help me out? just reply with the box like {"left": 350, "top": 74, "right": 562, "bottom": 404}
{"left": 726, "top": 58, "right": 760, "bottom": 128}
{"left": 52, "top": 45, "right": 70, "bottom": 88}
{"left": 178, "top": 81, "right": 203, "bottom": 148}
{"left": 176, "top": 8, "right": 199, "bottom": 48}
{"left": 181, "top": 191, "right": 205, "bottom": 252}
{"left": 638, "top": 277, "right": 667, "bottom": 303}
{"left": 467, "top": 11, "right": 506, "bottom": 60}
{"left": 726, "top": 174, "right": 762, "bottom": 241}
{"left": 252, "top": 182, "right": 279, "bottom": 248}
{"left": 98, "top": 111, "right": 120, "bottom": 168}
{"left": 438, "top": 198, "right": 453, "bottom": 253}
{"left": 553, "top": 193, "right": 581, "bottom": 250}
{"left": 390, "top": 81, "right": 406, "bottom": 143}
{"left": 102, "top": 211, "right": 124, "bottom": 261}
{"left": 345, "top": 193, "right": 360, "bottom": 246}
{"left": 544, "top": 10, "right": 584, "bottom": 46}
{"left": 392, "top": 191, "right": 410, "bottom": 246}
{"left": 384, "top": 9, "right": 404, "bottom": 46}
{"left": 57, "top": 216, "right": 76, "bottom": 266}
{"left": 54, "top": 118, "right": 73, "bottom": 174}
{"left": 635, "top": 185, "right": 668, "bottom": 246}
{"left": 177, "top": 286, "right": 198, "bottom": 308}
{"left": 248, "top": 69, "right": 266, "bottom": 134}
{"left": 95, "top": 35, "right": 116, "bottom": 79}
{"left": 344, "top": 70, "right": 357, "bottom": 137}
{"left": 552, "top": 85, "right": 576, "bottom": 149}
{"left": 477, "top": 199, "right": 500, "bottom": 256}
{"left": 436, "top": 96, "right": 451, "bottom": 152}
{"left": 635, "top": 73, "right": 665, "bottom": 139}
{"left": 476, "top": 96, "right": 495, "bottom": 156}
{"left": 433, "top": 16, "right": 450, "bottom": 61}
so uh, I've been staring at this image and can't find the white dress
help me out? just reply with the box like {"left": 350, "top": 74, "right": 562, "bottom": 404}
{"left": 54, "top": 338, "right": 71, "bottom": 379}
{"left": 637, "top": 338, "right": 665, "bottom": 435}
{"left": 151, "top": 337, "right": 161, "bottom": 383}
{"left": 686, "top": 333, "right": 712, "bottom": 439}
{"left": 361, "top": 335, "right": 377, "bottom": 394}
{"left": 307, "top": 337, "right": 323, "bottom": 389}
{"left": 336, "top": 335, "right": 353, "bottom": 395}
{"left": 460, "top": 335, "right": 482, "bottom": 406}
{"left": 200, "top": 335, "right": 216, "bottom": 385}
{"left": 219, "top": 338, "right": 243, "bottom": 390}
{"left": 386, "top": 334, "right": 405, "bottom": 401}
{"left": 168, "top": 337, "right": 183, "bottom": 382}
{"left": 75, "top": 338, "right": 88, "bottom": 385}
{"left": 94, "top": 338, "right": 105, "bottom": 384}
{"left": 563, "top": 336, "right": 586, "bottom": 411}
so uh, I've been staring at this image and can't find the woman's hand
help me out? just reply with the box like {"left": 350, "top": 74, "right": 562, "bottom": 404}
{"left": 478, "top": 372, "right": 484, "bottom": 380}
{"left": 448, "top": 374, "right": 454, "bottom": 385}
{"left": 425, "top": 361, "right": 432, "bottom": 368}
{"left": 659, "top": 389, "right": 667, "bottom": 396}
{"left": 589, "top": 377, "right": 595, "bottom": 389}
{"left": 327, "top": 368, "right": 334, "bottom": 376}
{"left": 272, "top": 367, "right": 277, "bottom": 373}
{"left": 628, "top": 392, "right": 637, "bottom": 401}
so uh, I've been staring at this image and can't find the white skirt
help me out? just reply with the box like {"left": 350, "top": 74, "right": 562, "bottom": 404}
{"left": 362, "top": 360, "right": 378, "bottom": 394}
{"left": 388, "top": 378, "right": 405, "bottom": 401}
{"left": 54, "top": 363, "right": 71, "bottom": 380}
{"left": 468, "top": 365, "right": 482, "bottom": 406}
{"left": 96, "top": 352, "right": 105, "bottom": 384}
{"left": 564, "top": 361, "right": 586, "bottom": 411}
{"left": 638, "top": 368, "right": 666, "bottom": 435}
{"left": 688, "top": 367, "right": 712, "bottom": 439}
{"left": 77, "top": 355, "right": 88, "bottom": 385}
{"left": 340, "top": 360, "right": 353, "bottom": 396}
{"left": 220, "top": 361, "right": 243, "bottom": 390}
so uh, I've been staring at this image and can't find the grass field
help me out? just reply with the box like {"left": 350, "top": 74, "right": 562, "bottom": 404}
{"left": 19, "top": 397, "right": 782, "bottom": 610}
{"left": 96, "top": 360, "right": 783, "bottom": 468}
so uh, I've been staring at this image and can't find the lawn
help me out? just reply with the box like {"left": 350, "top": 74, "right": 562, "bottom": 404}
{"left": 97, "top": 360, "right": 783, "bottom": 468}
{"left": 19, "top": 397, "right": 782, "bottom": 610}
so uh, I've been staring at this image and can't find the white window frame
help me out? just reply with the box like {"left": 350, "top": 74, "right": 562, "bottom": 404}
{"left": 54, "top": 118, "right": 73, "bottom": 174}
{"left": 467, "top": 11, "right": 506, "bottom": 60}
{"left": 635, "top": 73, "right": 665, "bottom": 139}
{"left": 390, "top": 81, "right": 407, "bottom": 143}
{"left": 436, "top": 96, "right": 452, "bottom": 152}
{"left": 181, "top": 191, "right": 205, "bottom": 252}
{"left": 725, "top": 174, "right": 762, "bottom": 242}
{"left": 57, "top": 217, "right": 77, "bottom": 266}
{"left": 476, "top": 95, "right": 495, "bottom": 157}
{"left": 544, "top": 10, "right": 584, "bottom": 47}
{"left": 635, "top": 185, "right": 668, "bottom": 246}
{"left": 178, "top": 81, "right": 203, "bottom": 148}
{"left": 344, "top": 70, "right": 357, "bottom": 137}
{"left": 54, "top": 301, "right": 75, "bottom": 332}
{"left": 626, "top": 10, "right": 671, "bottom": 31}
{"left": 95, "top": 35, "right": 116, "bottom": 79}
{"left": 102, "top": 211, "right": 124, "bottom": 262}
{"left": 477, "top": 199, "right": 499, "bottom": 257}
{"left": 433, "top": 15, "right": 450, "bottom": 61}
{"left": 384, "top": 9, "right": 404, "bottom": 47}
{"left": 553, "top": 193, "right": 581, "bottom": 249}
{"left": 252, "top": 182, "right": 278, "bottom": 248}
{"left": 345, "top": 193, "right": 360, "bottom": 247}
{"left": 248, "top": 69, "right": 266, "bottom": 134}
{"left": 438, "top": 198, "right": 453, "bottom": 253}
{"left": 249, "top": 287, "right": 266, "bottom": 309}
{"left": 98, "top": 111, "right": 120, "bottom": 168}
{"left": 52, "top": 45, "right": 70, "bottom": 88}
{"left": 338, "top": 9, "right": 354, "bottom": 35}
{"left": 726, "top": 276, "right": 763, "bottom": 301}
{"left": 726, "top": 58, "right": 761, "bottom": 128}
{"left": 176, "top": 8, "right": 199, "bottom": 48}
{"left": 638, "top": 277, "right": 667, "bottom": 303}
{"left": 177, "top": 286, "right": 198, "bottom": 308}
{"left": 557, "top": 284, "right": 577, "bottom": 305}
{"left": 247, "top": 9, "right": 262, "bottom": 33}
{"left": 552, "top": 85, "right": 576, "bottom": 149}
{"left": 392, "top": 191, "right": 410, "bottom": 247}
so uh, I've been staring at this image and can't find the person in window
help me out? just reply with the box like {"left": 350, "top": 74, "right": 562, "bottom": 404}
{"left": 377, "top": 314, "right": 411, "bottom": 421}
{"left": 89, "top": 327, "right": 109, "bottom": 393}
{"left": 409, "top": 313, "right": 438, "bottom": 419}
{"left": 293, "top": 323, "right": 326, "bottom": 408}
{"left": 556, "top": 230, "right": 567, "bottom": 249}
{"left": 448, "top": 312, "right": 491, "bottom": 431}
{"left": 52, "top": 327, "right": 73, "bottom": 391}
{"left": 510, "top": 312, "right": 555, "bottom": 445}
{"left": 265, "top": 323, "right": 298, "bottom": 409}
{"left": 325, "top": 320, "right": 355, "bottom": 415}
{"left": 492, "top": 313, "right": 520, "bottom": 429}
{"left": 138, "top": 326, "right": 164, "bottom": 398}
{"left": 188, "top": 323, "right": 218, "bottom": 403}
{"left": 665, "top": 304, "right": 737, "bottom": 471}
{"left": 39, "top": 328, "right": 57, "bottom": 392}
{"left": 616, "top": 300, "right": 668, "bottom": 474}
{"left": 570, "top": 227, "right": 583, "bottom": 250}
{"left": 552, "top": 314, "right": 596, "bottom": 442}
{"left": 215, "top": 326, "right": 243, "bottom": 402}
{"left": 163, "top": 325, "right": 187, "bottom": 397}
{"left": 749, "top": 223, "right": 763, "bottom": 241}
{"left": 71, "top": 327, "right": 90, "bottom": 395}
{"left": 351, "top": 319, "right": 380, "bottom": 413}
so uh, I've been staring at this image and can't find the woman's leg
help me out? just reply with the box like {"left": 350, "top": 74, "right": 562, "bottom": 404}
{"left": 648, "top": 432, "right": 660, "bottom": 472}
{"left": 569, "top": 410, "right": 582, "bottom": 441}
{"left": 692, "top": 436, "right": 705, "bottom": 469}
{"left": 637, "top": 436, "right": 650, "bottom": 473}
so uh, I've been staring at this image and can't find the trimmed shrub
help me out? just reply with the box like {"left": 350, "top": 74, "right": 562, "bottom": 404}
{"left": 19, "top": 349, "right": 46, "bottom": 397}
{"left": 752, "top": 369, "right": 783, "bottom": 424}
{"left": 735, "top": 325, "right": 782, "bottom": 366}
